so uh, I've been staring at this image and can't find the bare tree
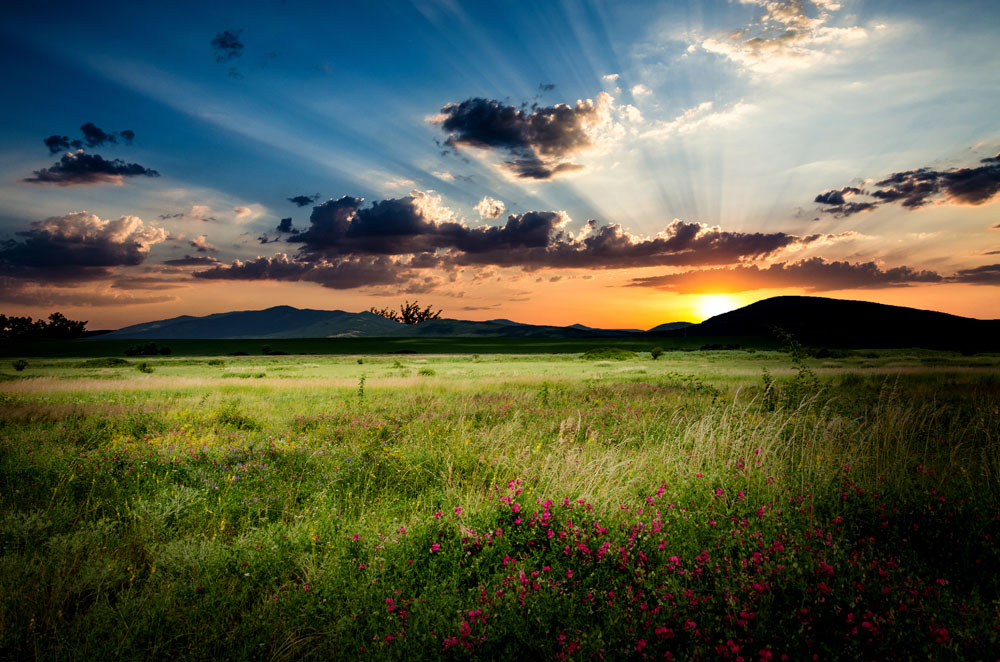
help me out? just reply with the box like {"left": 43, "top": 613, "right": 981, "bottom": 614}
{"left": 369, "top": 300, "right": 442, "bottom": 324}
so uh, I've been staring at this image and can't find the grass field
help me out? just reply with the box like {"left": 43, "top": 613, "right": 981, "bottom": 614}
{"left": 2, "top": 348, "right": 999, "bottom": 659}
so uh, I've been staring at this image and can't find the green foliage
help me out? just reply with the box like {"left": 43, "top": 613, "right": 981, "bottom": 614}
{"left": 581, "top": 347, "right": 637, "bottom": 361}
{"left": 207, "top": 359, "right": 225, "bottom": 367}
{"left": 650, "top": 347, "right": 664, "bottom": 360}
{"left": 417, "top": 367, "right": 435, "bottom": 376}
{"left": 11, "top": 359, "right": 28, "bottom": 371}
{"left": 137, "top": 362, "right": 154, "bottom": 374}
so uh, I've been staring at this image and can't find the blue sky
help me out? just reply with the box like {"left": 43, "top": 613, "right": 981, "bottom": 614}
{"left": 1, "top": 0, "right": 999, "bottom": 328}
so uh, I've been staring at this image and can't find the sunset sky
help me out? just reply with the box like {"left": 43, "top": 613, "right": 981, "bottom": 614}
{"left": 2, "top": 0, "right": 999, "bottom": 330}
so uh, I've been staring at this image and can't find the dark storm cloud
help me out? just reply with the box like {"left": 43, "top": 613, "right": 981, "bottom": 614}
{"left": 950, "top": 263, "right": 1000, "bottom": 285}
{"left": 193, "top": 253, "right": 413, "bottom": 290}
{"left": 163, "top": 255, "right": 222, "bottom": 267}
{"left": 285, "top": 193, "right": 847, "bottom": 272}
{"left": 0, "top": 212, "right": 167, "bottom": 281}
{"left": 629, "top": 258, "right": 944, "bottom": 293}
{"left": 43, "top": 124, "right": 136, "bottom": 154}
{"left": 23, "top": 151, "right": 159, "bottom": 186}
{"left": 120, "top": 130, "right": 135, "bottom": 144}
{"left": 816, "top": 153, "right": 1000, "bottom": 216}
{"left": 211, "top": 29, "right": 244, "bottom": 62}
{"left": 287, "top": 194, "right": 320, "bottom": 207}
{"left": 538, "top": 83, "right": 556, "bottom": 91}
{"left": 435, "top": 96, "right": 604, "bottom": 179}
{"left": 276, "top": 217, "right": 295, "bottom": 233}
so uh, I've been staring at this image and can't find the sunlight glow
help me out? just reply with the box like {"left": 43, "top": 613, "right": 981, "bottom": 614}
{"left": 696, "top": 294, "right": 740, "bottom": 321}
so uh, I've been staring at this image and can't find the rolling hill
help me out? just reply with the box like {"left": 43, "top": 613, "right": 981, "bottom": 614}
{"left": 651, "top": 296, "right": 1000, "bottom": 350}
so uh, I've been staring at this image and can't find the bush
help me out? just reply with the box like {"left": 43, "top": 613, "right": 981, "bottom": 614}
{"left": 125, "top": 342, "right": 164, "bottom": 357}
{"left": 137, "top": 362, "right": 154, "bottom": 374}
{"left": 418, "top": 367, "right": 436, "bottom": 376}
{"left": 158, "top": 346, "right": 172, "bottom": 356}
{"left": 650, "top": 347, "right": 664, "bottom": 360}
{"left": 581, "top": 347, "right": 637, "bottom": 361}
{"left": 11, "top": 359, "right": 28, "bottom": 371}
{"left": 207, "top": 359, "right": 225, "bottom": 367}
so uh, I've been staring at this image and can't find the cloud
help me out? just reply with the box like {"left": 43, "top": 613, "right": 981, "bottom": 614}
{"left": 189, "top": 235, "right": 218, "bottom": 253}
{"left": 950, "top": 263, "right": 1000, "bottom": 285}
{"left": 43, "top": 135, "right": 80, "bottom": 154}
{"left": 631, "top": 84, "right": 651, "bottom": 98}
{"left": 193, "top": 253, "right": 415, "bottom": 290}
{"left": 700, "top": 0, "right": 867, "bottom": 74}
{"left": 80, "top": 122, "right": 118, "bottom": 147}
{"left": 211, "top": 29, "right": 244, "bottom": 62}
{"left": 287, "top": 194, "right": 320, "bottom": 207}
{"left": 538, "top": 83, "right": 556, "bottom": 91}
{"left": 162, "top": 255, "right": 222, "bottom": 267}
{"left": 474, "top": 196, "right": 506, "bottom": 219}
{"left": 629, "top": 257, "right": 944, "bottom": 293}
{"left": 432, "top": 93, "right": 631, "bottom": 179}
{"left": 0, "top": 278, "right": 174, "bottom": 307}
{"left": 816, "top": 153, "right": 1000, "bottom": 216}
{"left": 642, "top": 100, "right": 754, "bottom": 140}
{"left": 23, "top": 150, "right": 159, "bottom": 186}
{"left": 287, "top": 190, "right": 846, "bottom": 270}
{"left": 276, "top": 217, "right": 296, "bottom": 233}
{"left": 0, "top": 212, "right": 167, "bottom": 281}
{"left": 233, "top": 206, "right": 253, "bottom": 220}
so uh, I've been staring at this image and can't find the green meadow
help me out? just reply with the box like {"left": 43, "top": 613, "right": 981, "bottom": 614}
{"left": 2, "top": 348, "right": 999, "bottom": 659}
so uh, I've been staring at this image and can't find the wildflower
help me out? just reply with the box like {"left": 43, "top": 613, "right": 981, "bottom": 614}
{"left": 303, "top": 584, "right": 310, "bottom": 592}
{"left": 430, "top": 543, "right": 441, "bottom": 552}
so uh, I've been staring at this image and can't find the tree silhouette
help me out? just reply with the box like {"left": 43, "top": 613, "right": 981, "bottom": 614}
{"left": 0, "top": 312, "right": 88, "bottom": 340}
{"left": 369, "top": 300, "right": 442, "bottom": 324}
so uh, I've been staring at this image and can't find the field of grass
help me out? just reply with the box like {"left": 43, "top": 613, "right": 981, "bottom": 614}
{"left": 2, "top": 349, "right": 999, "bottom": 659}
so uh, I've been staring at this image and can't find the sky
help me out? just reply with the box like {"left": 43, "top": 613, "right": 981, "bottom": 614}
{"left": 1, "top": 0, "right": 999, "bottom": 330}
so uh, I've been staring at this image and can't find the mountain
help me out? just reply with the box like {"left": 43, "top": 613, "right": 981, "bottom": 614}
{"left": 647, "top": 321, "right": 695, "bottom": 333}
{"left": 102, "top": 306, "right": 630, "bottom": 339}
{"left": 567, "top": 323, "right": 644, "bottom": 334}
{"left": 650, "top": 296, "right": 1000, "bottom": 350}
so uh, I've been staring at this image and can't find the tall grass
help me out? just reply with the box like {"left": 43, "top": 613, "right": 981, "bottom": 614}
{"left": 1, "top": 354, "right": 998, "bottom": 658}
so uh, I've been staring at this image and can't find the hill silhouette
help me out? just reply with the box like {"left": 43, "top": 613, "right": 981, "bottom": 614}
{"left": 651, "top": 296, "right": 1000, "bottom": 350}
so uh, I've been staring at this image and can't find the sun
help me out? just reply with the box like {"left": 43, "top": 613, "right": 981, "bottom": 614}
{"left": 696, "top": 294, "right": 741, "bottom": 321}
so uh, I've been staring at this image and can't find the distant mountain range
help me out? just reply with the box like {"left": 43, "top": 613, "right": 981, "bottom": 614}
{"left": 100, "top": 296, "right": 1000, "bottom": 350}
{"left": 102, "top": 305, "right": 683, "bottom": 340}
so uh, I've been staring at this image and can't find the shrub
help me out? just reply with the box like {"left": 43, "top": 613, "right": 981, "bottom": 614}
{"left": 207, "top": 359, "right": 225, "bottom": 367}
{"left": 581, "top": 347, "right": 637, "bottom": 361}
{"left": 650, "top": 347, "right": 664, "bottom": 360}
{"left": 11, "top": 359, "right": 28, "bottom": 371}
{"left": 137, "top": 362, "right": 154, "bottom": 374}
{"left": 418, "top": 367, "right": 436, "bottom": 376}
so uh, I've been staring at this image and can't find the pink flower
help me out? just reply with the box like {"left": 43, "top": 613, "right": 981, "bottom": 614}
{"left": 430, "top": 543, "right": 441, "bottom": 552}
{"left": 303, "top": 583, "right": 310, "bottom": 592}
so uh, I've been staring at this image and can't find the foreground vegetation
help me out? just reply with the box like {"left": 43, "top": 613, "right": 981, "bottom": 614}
{"left": 2, "top": 350, "right": 999, "bottom": 659}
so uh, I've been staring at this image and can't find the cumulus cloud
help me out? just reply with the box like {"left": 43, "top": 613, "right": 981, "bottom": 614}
{"left": 629, "top": 257, "right": 944, "bottom": 293}
{"left": 0, "top": 212, "right": 167, "bottom": 281}
{"left": 287, "top": 194, "right": 320, "bottom": 207}
{"left": 189, "top": 235, "right": 218, "bottom": 253}
{"left": 816, "top": 153, "right": 1000, "bottom": 216}
{"left": 474, "top": 196, "right": 506, "bottom": 219}
{"left": 432, "top": 93, "right": 635, "bottom": 179}
{"left": 284, "top": 191, "right": 849, "bottom": 271}
{"left": 23, "top": 150, "right": 159, "bottom": 186}
{"left": 700, "top": 0, "right": 867, "bottom": 74}
{"left": 276, "top": 217, "right": 296, "bottom": 233}
{"left": 43, "top": 123, "right": 135, "bottom": 154}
